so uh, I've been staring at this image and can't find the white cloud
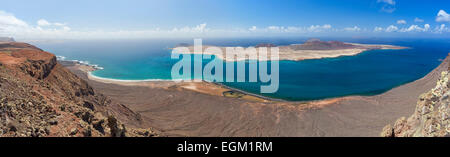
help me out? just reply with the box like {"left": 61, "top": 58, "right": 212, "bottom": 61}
{"left": 414, "top": 17, "right": 424, "bottom": 23}
{"left": 0, "top": 12, "right": 337, "bottom": 39}
{"left": 377, "top": 0, "right": 395, "bottom": 5}
{"left": 63, "top": 26, "right": 71, "bottom": 31}
{"left": 0, "top": 11, "right": 75, "bottom": 39}
{"left": 0, "top": 12, "right": 234, "bottom": 39}
{"left": 284, "top": 26, "right": 303, "bottom": 32}
{"left": 194, "top": 23, "right": 208, "bottom": 32}
{"left": 263, "top": 26, "right": 304, "bottom": 33}
{"left": 194, "top": 23, "right": 207, "bottom": 33}
{"left": 247, "top": 24, "right": 332, "bottom": 33}
{"left": 37, "top": 19, "right": 67, "bottom": 27}
{"left": 0, "top": 10, "right": 28, "bottom": 27}
{"left": 377, "top": 0, "right": 396, "bottom": 13}
{"left": 37, "top": 19, "right": 51, "bottom": 26}
{"left": 396, "top": 20, "right": 406, "bottom": 24}
{"left": 323, "top": 24, "right": 332, "bottom": 29}
{"left": 374, "top": 27, "right": 384, "bottom": 32}
{"left": 434, "top": 24, "right": 449, "bottom": 33}
{"left": 375, "top": 24, "right": 446, "bottom": 33}
{"left": 54, "top": 23, "right": 66, "bottom": 26}
{"left": 400, "top": 24, "right": 430, "bottom": 32}
{"left": 267, "top": 26, "right": 281, "bottom": 31}
{"left": 400, "top": 25, "right": 419, "bottom": 32}
{"left": 436, "top": 10, "right": 450, "bottom": 22}
{"left": 424, "top": 24, "right": 431, "bottom": 31}
{"left": 1, "top": 9, "right": 448, "bottom": 39}
{"left": 170, "top": 23, "right": 209, "bottom": 33}
{"left": 307, "top": 24, "right": 332, "bottom": 32}
{"left": 385, "top": 25, "right": 398, "bottom": 32}
{"left": 344, "top": 26, "right": 361, "bottom": 32}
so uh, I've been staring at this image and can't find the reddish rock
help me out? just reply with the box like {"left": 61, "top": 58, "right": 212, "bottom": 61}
{"left": 0, "top": 42, "right": 158, "bottom": 137}
{"left": 382, "top": 54, "right": 450, "bottom": 137}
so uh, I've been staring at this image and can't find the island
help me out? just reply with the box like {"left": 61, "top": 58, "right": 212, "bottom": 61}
{"left": 0, "top": 37, "right": 15, "bottom": 42}
{"left": 173, "top": 39, "right": 408, "bottom": 62}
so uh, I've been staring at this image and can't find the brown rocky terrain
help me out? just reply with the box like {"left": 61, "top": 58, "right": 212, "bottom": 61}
{"left": 68, "top": 52, "right": 450, "bottom": 137}
{"left": 0, "top": 42, "right": 158, "bottom": 137}
{"left": 381, "top": 57, "right": 450, "bottom": 137}
{"left": 3, "top": 41, "right": 445, "bottom": 137}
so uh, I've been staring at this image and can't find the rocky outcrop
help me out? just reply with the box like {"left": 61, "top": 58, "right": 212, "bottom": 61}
{"left": 0, "top": 42, "right": 158, "bottom": 137}
{"left": 382, "top": 54, "right": 450, "bottom": 137}
{"left": 13, "top": 49, "right": 57, "bottom": 79}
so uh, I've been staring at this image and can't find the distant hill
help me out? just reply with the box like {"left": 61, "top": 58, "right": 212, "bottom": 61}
{"left": 255, "top": 43, "right": 277, "bottom": 48}
{"left": 290, "top": 39, "right": 357, "bottom": 50}
{"left": 0, "top": 37, "right": 15, "bottom": 42}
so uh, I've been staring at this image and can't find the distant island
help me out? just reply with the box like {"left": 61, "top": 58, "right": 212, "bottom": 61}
{"left": 173, "top": 39, "right": 408, "bottom": 62}
{"left": 0, "top": 37, "right": 15, "bottom": 42}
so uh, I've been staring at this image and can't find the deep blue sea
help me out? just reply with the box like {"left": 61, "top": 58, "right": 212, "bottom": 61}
{"left": 33, "top": 38, "right": 450, "bottom": 101}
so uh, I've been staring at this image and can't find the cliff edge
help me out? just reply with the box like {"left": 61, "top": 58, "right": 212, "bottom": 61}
{"left": 0, "top": 42, "right": 157, "bottom": 137}
{"left": 381, "top": 54, "right": 450, "bottom": 137}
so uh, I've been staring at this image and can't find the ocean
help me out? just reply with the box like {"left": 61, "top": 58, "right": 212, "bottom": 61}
{"left": 33, "top": 37, "right": 450, "bottom": 101}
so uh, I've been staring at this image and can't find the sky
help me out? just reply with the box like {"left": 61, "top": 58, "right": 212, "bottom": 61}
{"left": 1, "top": 0, "right": 450, "bottom": 39}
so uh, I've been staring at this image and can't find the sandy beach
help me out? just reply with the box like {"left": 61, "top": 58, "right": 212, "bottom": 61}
{"left": 64, "top": 54, "right": 448, "bottom": 136}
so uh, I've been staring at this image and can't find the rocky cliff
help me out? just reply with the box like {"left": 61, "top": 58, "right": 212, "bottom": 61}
{"left": 0, "top": 42, "right": 157, "bottom": 137}
{"left": 381, "top": 54, "right": 450, "bottom": 137}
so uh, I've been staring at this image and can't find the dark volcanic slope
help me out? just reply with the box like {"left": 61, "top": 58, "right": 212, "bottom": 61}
{"left": 69, "top": 54, "right": 449, "bottom": 137}
{"left": 291, "top": 55, "right": 448, "bottom": 136}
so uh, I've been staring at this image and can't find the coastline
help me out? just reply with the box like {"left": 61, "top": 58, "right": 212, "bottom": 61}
{"left": 67, "top": 61, "right": 358, "bottom": 110}
{"left": 63, "top": 54, "right": 449, "bottom": 136}
{"left": 85, "top": 67, "right": 425, "bottom": 104}
{"left": 81, "top": 63, "right": 416, "bottom": 104}
{"left": 57, "top": 40, "right": 410, "bottom": 103}
{"left": 211, "top": 82, "right": 287, "bottom": 102}
{"left": 73, "top": 62, "right": 345, "bottom": 103}
{"left": 7, "top": 40, "right": 445, "bottom": 136}
{"left": 87, "top": 69, "right": 274, "bottom": 102}
{"left": 88, "top": 71, "right": 181, "bottom": 82}
{"left": 172, "top": 42, "right": 408, "bottom": 62}
{"left": 77, "top": 54, "right": 426, "bottom": 103}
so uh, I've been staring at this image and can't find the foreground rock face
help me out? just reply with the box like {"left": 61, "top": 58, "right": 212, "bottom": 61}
{"left": 382, "top": 56, "right": 450, "bottom": 137}
{"left": 0, "top": 42, "right": 157, "bottom": 137}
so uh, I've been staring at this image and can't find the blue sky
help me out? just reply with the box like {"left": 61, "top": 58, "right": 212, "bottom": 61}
{"left": 1, "top": 0, "right": 449, "bottom": 39}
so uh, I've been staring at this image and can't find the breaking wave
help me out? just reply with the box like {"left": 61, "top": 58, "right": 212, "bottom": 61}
{"left": 56, "top": 55, "right": 104, "bottom": 70}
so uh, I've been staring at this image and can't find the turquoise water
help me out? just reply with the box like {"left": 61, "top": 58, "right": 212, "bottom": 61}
{"left": 34, "top": 38, "right": 450, "bottom": 101}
